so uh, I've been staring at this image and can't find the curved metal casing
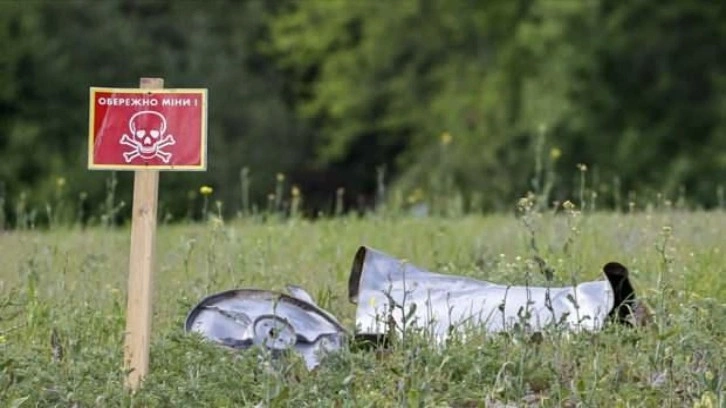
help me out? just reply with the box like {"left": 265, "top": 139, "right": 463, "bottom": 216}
{"left": 348, "top": 246, "right": 639, "bottom": 341}
{"left": 184, "top": 287, "right": 348, "bottom": 370}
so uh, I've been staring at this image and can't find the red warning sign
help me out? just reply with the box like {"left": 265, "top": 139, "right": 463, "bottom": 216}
{"left": 88, "top": 87, "right": 207, "bottom": 170}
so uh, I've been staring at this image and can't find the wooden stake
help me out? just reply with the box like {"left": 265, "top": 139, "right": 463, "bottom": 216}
{"left": 123, "top": 77, "right": 163, "bottom": 391}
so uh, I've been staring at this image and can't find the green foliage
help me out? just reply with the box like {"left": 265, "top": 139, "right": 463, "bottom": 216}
{"left": 1, "top": 209, "right": 725, "bottom": 405}
{"left": 0, "top": 0, "right": 725, "bottom": 225}
{"left": 559, "top": 0, "right": 726, "bottom": 205}
{"left": 0, "top": 0, "right": 307, "bottom": 226}
{"left": 268, "top": 1, "right": 542, "bottom": 209}
{"left": 267, "top": 0, "right": 726, "bottom": 212}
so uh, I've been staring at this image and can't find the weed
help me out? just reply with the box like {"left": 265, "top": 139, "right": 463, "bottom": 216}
{"left": 0, "top": 181, "right": 724, "bottom": 405}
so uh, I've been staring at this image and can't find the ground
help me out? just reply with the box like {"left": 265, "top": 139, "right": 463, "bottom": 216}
{"left": 1, "top": 210, "right": 724, "bottom": 406}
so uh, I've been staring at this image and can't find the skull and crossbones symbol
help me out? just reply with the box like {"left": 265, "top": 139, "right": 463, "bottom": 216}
{"left": 120, "top": 111, "right": 176, "bottom": 163}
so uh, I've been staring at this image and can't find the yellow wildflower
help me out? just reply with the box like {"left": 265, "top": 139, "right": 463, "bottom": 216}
{"left": 562, "top": 200, "right": 576, "bottom": 211}
{"left": 276, "top": 173, "right": 285, "bottom": 182}
{"left": 56, "top": 177, "right": 66, "bottom": 188}
{"left": 368, "top": 297, "right": 377, "bottom": 308}
{"left": 199, "top": 185, "right": 213, "bottom": 196}
{"left": 407, "top": 188, "right": 424, "bottom": 204}
{"left": 694, "top": 392, "right": 716, "bottom": 408}
{"left": 291, "top": 186, "right": 301, "bottom": 197}
{"left": 440, "top": 131, "right": 452, "bottom": 145}
{"left": 550, "top": 147, "right": 562, "bottom": 161}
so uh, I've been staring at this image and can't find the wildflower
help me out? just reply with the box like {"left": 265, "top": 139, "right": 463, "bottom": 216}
{"left": 291, "top": 186, "right": 301, "bottom": 197}
{"left": 56, "top": 177, "right": 66, "bottom": 188}
{"left": 368, "top": 297, "right": 377, "bottom": 308}
{"left": 440, "top": 131, "right": 452, "bottom": 145}
{"left": 550, "top": 147, "right": 562, "bottom": 161}
{"left": 200, "top": 185, "right": 213, "bottom": 196}
{"left": 562, "top": 200, "right": 576, "bottom": 211}
{"left": 694, "top": 392, "right": 716, "bottom": 408}
{"left": 576, "top": 163, "right": 588, "bottom": 172}
{"left": 276, "top": 173, "right": 285, "bottom": 182}
{"left": 407, "top": 188, "right": 424, "bottom": 204}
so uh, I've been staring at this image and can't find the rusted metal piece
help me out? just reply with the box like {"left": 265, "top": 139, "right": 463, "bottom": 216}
{"left": 348, "top": 246, "right": 641, "bottom": 341}
{"left": 184, "top": 287, "right": 348, "bottom": 370}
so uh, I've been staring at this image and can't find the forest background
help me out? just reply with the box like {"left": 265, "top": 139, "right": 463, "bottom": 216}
{"left": 1, "top": 0, "right": 725, "bottom": 226}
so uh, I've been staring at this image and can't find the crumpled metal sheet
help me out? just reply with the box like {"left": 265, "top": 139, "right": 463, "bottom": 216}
{"left": 348, "top": 246, "right": 637, "bottom": 341}
{"left": 186, "top": 245, "right": 639, "bottom": 369}
{"left": 184, "top": 286, "right": 348, "bottom": 370}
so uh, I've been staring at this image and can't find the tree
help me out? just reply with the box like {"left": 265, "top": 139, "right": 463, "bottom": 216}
{"left": 268, "top": 0, "right": 726, "bottom": 211}
{"left": 0, "top": 0, "right": 309, "bottom": 226}
{"left": 564, "top": 0, "right": 726, "bottom": 205}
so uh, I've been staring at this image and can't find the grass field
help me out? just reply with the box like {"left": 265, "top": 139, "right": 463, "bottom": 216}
{"left": 1, "top": 209, "right": 725, "bottom": 407}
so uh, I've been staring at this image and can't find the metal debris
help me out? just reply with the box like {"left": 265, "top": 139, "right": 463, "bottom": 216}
{"left": 185, "top": 246, "right": 643, "bottom": 370}
{"left": 349, "top": 246, "right": 640, "bottom": 341}
{"left": 184, "top": 287, "right": 348, "bottom": 370}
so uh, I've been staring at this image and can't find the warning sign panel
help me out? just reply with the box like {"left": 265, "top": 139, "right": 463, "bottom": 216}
{"left": 88, "top": 87, "right": 207, "bottom": 170}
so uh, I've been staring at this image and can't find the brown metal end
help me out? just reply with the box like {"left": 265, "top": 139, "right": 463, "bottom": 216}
{"left": 348, "top": 246, "right": 368, "bottom": 304}
{"left": 602, "top": 261, "right": 640, "bottom": 326}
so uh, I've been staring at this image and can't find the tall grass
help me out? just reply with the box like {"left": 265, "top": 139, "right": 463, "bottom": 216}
{"left": 1, "top": 185, "right": 724, "bottom": 406}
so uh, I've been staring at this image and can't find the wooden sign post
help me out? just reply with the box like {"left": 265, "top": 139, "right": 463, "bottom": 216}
{"left": 88, "top": 77, "right": 208, "bottom": 391}
{"left": 123, "top": 77, "right": 162, "bottom": 390}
